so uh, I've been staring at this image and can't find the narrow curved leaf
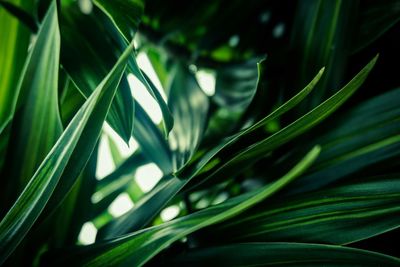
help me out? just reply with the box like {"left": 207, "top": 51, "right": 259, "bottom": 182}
{"left": 210, "top": 175, "right": 400, "bottom": 245}
{"left": 191, "top": 55, "right": 377, "bottom": 190}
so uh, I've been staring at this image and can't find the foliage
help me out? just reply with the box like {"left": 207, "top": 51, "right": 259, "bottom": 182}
{"left": 0, "top": 0, "right": 399, "bottom": 266}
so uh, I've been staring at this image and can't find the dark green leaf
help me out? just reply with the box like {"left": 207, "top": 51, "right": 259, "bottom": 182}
{"left": 168, "top": 62, "right": 209, "bottom": 170}
{"left": 210, "top": 175, "right": 400, "bottom": 245}
{"left": 93, "top": 0, "right": 144, "bottom": 41}
{"left": 162, "top": 242, "right": 400, "bottom": 266}
{"left": 352, "top": 0, "right": 400, "bottom": 53}
{"left": 60, "top": 3, "right": 134, "bottom": 142}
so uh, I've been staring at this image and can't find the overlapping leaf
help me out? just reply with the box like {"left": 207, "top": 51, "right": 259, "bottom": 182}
{"left": 51, "top": 146, "right": 320, "bottom": 266}
{"left": 0, "top": 3, "right": 135, "bottom": 260}
{"left": 207, "top": 175, "right": 400, "bottom": 245}
{"left": 1, "top": 0, "right": 62, "bottom": 210}
{"left": 60, "top": 3, "right": 134, "bottom": 142}
{"left": 96, "top": 62, "right": 324, "bottom": 239}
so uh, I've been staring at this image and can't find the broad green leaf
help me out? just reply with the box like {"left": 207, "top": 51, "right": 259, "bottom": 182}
{"left": 96, "top": 66, "right": 324, "bottom": 239}
{"left": 133, "top": 103, "right": 173, "bottom": 173}
{"left": 213, "top": 58, "right": 261, "bottom": 110}
{"left": 128, "top": 57, "right": 174, "bottom": 136}
{"left": 93, "top": 0, "right": 144, "bottom": 42}
{"left": 0, "top": 23, "right": 135, "bottom": 264}
{"left": 210, "top": 175, "right": 400, "bottom": 245}
{"left": 190, "top": 56, "right": 377, "bottom": 190}
{"left": 0, "top": 0, "right": 33, "bottom": 125}
{"left": 352, "top": 0, "right": 400, "bottom": 53}
{"left": 168, "top": 62, "right": 209, "bottom": 170}
{"left": 1, "top": 0, "right": 62, "bottom": 210}
{"left": 55, "top": 146, "right": 320, "bottom": 266}
{"left": 60, "top": 3, "right": 134, "bottom": 142}
{"left": 203, "top": 59, "right": 264, "bottom": 143}
{"left": 161, "top": 242, "right": 400, "bottom": 266}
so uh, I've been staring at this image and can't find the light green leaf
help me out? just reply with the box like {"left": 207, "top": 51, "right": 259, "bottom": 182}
{"left": 0, "top": 0, "right": 33, "bottom": 125}
{"left": 1, "top": 0, "right": 62, "bottom": 209}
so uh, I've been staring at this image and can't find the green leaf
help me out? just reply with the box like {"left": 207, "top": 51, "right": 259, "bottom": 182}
{"left": 191, "top": 56, "right": 377, "bottom": 190}
{"left": 0, "top": 15, "right": 135, "bottom": 263}
{"left": 289, "top": 0, "right": 357, "bottom": 109}
{"left": 161, "top": 242, "right": 400, "bottom": 266}
{"left": 133, "top": 103, "right": 173, "bottom": 173}
{"left": 287, "top": 87, "right": 400, "bottom": 194}
{"left": 59, "top": 72, "right": 86, "bottom": 125}
{"left": 96, "top": 174, "right": 184, "bottom": 240}
{"left": 168, "top": 62, "right": 209, "bottom": 170}
{"left": 211, "top": 175, "right": 400, "bottom": 245}
{"left": 1, "top": 0, "right": 62, "bottom": 209}
{"left": 93, "top": 0, "right": 144, "bottom": 41}
{"left": 0, "top": 0, "right": 33, "bottom": 125}
{"left": 56, "top": 146, "right": 320, "bottom": 267}
{"left": 213, "top": 58, "right": 261, "bottom": 110}
{"left": 96, "top": 66, "right": 324, "bottom": 239}
{"left": 128, "top": 57, "right": 174, "bottom": 136}
{"left": 60, "top": 3, "right": 134, "bottom": 142}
